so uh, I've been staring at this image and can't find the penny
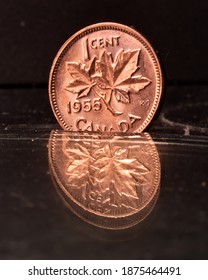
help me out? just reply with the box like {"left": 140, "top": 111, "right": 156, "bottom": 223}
{"left": 48, "top": 131, "right": 161, "bottom": 229}
{"left": 49, "top": 22, "right": 163, "bottom": 132}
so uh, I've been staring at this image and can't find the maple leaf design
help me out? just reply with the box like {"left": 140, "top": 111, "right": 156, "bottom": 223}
{"left": 63, "top": 140, "right": 94, "bottom": 196}
{"left": 96, "top": 49, "right": 151, "bottom": 106}
{"left": 65, "top": 49, "right": 151, "bottom": 116}
{"left": 62, "top": 135, "right": 150, "bottom": 211}
{"left": 65, "top": 57, "right": 98, "bottom": 98}
{"left": 92, "top": 143, "right": 150, "bottom": 209}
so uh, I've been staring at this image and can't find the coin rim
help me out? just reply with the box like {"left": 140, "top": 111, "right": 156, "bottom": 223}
{"left": 48, "top": 22, "right": 163, "bottom": 132}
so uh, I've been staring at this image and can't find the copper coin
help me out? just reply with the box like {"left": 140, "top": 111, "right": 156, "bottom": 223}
{"left": 49, "top": 22, "right": 163, "bottom": 132}
{"left": 48, "top": 131, "right": 161, "bottom": 229}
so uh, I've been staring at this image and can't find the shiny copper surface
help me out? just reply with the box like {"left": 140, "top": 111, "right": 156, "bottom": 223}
{"left": 49, "top": 22, "right": 163, "bottom": 132}
{"left": 48, "top": 131, "right": 161, "bottom": 229}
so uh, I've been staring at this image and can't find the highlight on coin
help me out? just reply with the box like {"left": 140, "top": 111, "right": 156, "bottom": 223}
{"left": 48, "top": 131, "right": 161, "bottom": 230}
{"left": 49, "top": 22, "right": 163, "bottom": 133}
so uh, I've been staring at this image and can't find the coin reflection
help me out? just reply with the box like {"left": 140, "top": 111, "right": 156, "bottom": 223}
{"left": 48, "top": 131, "right": 161, "bottom": 230}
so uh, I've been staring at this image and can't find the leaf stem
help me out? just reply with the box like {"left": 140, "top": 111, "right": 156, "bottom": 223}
{"left": 102, "top": 97, "right": 123, "bottom": 116}
{"left": 93, "top": 87, "right": 122, "bottom": 116}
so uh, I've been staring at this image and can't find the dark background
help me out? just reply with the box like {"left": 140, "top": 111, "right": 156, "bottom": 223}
{"left": 0, "top": 0, "right": 208, "bottom": 260}
{"left": 1, "top": 0, "right": 208, "bottom": 85}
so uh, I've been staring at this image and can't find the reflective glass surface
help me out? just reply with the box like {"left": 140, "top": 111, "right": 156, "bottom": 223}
{"left": 0, "top": 86, "right": 207, "bottom": 259}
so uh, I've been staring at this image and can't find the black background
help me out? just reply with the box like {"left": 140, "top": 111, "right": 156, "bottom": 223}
{"left": 1, "top": 0, "right": 208, "bottom": 86}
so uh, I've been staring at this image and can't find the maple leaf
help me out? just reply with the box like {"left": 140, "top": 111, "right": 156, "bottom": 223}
{"left": 92, "top": 143, "right": 150, "bottom": 209}
{"left": 65, "top": 48, "right": 151, "bottom": 116}
{"left": 61, "top": 134, "right": 151, "bottom": 211}
{"left": 65, "top": 57, "right": 97, "bottom": 98}
{"left": 63, "top": 141, "right": 95, "bottom": 195}
{"left": 96, "top": 49, "right": 151, "bottom": 105}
